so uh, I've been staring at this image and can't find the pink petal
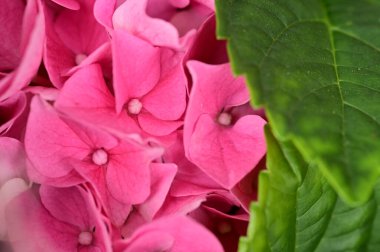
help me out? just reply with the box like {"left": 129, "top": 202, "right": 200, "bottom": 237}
{"left": 137, "top": 163, "right": 177, "bottom": 220}
{"left": 26, "top": 159, "right": 85, "bottom": 187}
{"left": 24, "top": 96, "right": 90, "bottom": 178}
{"left": 112, "top": 30, "right": 161, "bottom": 113}
{"left": 54, "top": 2, "right": 108, "bottom": 55}
{"left": 184, "top": 61, "right": 249, "bottom": 154}
{"left": 122, "top": 215, "right": 224, "bottom": 252}
{"left": 106, "top": 140, "right": 163, "bottom": 204}
{"left": 6, "top": 191, "right": 79, "bottom": 252}
{"left": 40, "top": 185, "right": 113, "bottom": 252}
{"left": 39, "top": 186, "right": 91, "bottom": 228}
{"left": 141, "top": 54, "right": 186, "bottom": 121}
{"left": 94, "top": 0, "right": 116, "bottom": 29}
{"left": 55, "top": 64, "right": 140, "bottom": 135}
{"left": 138, "top": 112, "right": 183, "bottom": 136}
{"left": 51, "top": 0, "right": 80, "bottom": 10}
{"left": 113, "top": 0, "right": 180, "bottom": 48}
{"left": 0, "top": 137, "right": 26, "bottom": 186}
{"left": 163, "top": 132, "right": 221, "bottom": 197}
{"left": 0, "top": 0, "right": 24, "bottom": 71}
{"left": 81, "top": 168, "right": 132, "bottom": 227}
{"left": 0, "top": 0, "right": 44, "bottom": 101}
{"left": 188, "top": 114, "right": 266, "bottom": 188}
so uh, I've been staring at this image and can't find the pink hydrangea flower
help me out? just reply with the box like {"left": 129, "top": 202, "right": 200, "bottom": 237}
{"left": 184, "top": 61, "right": 267, "bottom": 189}
{"left": 6, "top": 185, "right": 112, "bottom": 252}
{"left": 112, "top": 30, "right": 186, "bottom": 136}
{"left": 43, "top": 0, "right": 110, "bottom": 87}
{"left": 25, "top": 96, "right": 163, "bottom": 225}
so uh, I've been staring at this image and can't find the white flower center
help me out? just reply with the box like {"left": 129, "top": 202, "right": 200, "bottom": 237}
{"left": 169, "top": 0, "right": 190, "bottom": 9}
{"left": 92, "top": 149, "right": 108, "bottom": 166}
{"left": 217, "top": 112, "right": 232, "bottom": 126}
{"left": 127, "top": 98, "right": 143, "bottom": 115}
{"left": 75, "top": 54, "right": 87, "bottom": 65}
{"left": 78, "top": 231, "right": 93, "bottom": 246}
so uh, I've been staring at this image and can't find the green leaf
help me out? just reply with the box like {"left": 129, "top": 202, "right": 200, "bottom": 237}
{"left": 216, "top": 0, "right": 380, "bottom": 203}
{"left": 240, "top": 126, "right": 380, "bottom": 252}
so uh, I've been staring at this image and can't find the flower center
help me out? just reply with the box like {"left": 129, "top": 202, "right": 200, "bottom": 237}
{"left": 75, "top": 54, "right": 87, "bottom": 65}
{"left": 92, "top": 149, "right": 108, "bottom": 166}
{"left": 127, "top": 98, "right": 143, "bottom": 115}
{"left": 78, "top": 231, "right": 93, "bottom": 246}
{"left": 217, "top": 112, "right": 232, "bottom": 126}
{"left": 169, "top": 0, "right": 190, "bottom": 9}
{"left": 217, "top": 221, "right": 232, "bottom": 234}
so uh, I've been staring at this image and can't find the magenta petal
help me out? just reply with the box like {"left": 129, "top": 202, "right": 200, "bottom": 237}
{"left": 189, "top": 114, "right": 266, "bottom": 188}
{"left": 112, "top": 30, "right": 161, "bottom": 113}
{"left": 113, "top": 0, "right": 180, "bottom": 48}
{"left": 24, "top": 96, "right": 90, "bottom": 178}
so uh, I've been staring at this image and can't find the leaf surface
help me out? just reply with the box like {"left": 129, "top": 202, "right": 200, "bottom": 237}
{"left": 239, "top": 126, "right": 380, "bottom": 252}
{"left": 216, "top": 0, "right": 380, "bottom": 203}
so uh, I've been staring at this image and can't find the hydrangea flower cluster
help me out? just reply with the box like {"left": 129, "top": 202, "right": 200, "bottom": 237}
{"left": 0, "top": 0, "right": 267, "bottom": 251}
